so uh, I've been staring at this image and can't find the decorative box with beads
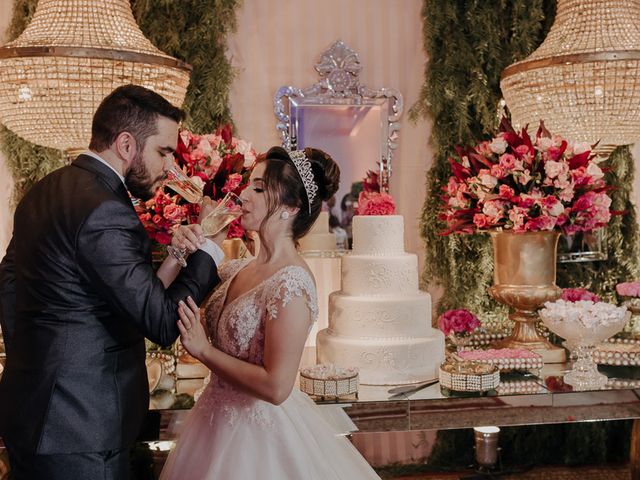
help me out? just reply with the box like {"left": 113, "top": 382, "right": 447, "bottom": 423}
{"left": 496, "top": 378, "right": 546, "bottom": 395}
{"left": 438, "top": 361, "right": 500, "bottom": 392}
{"left": 593, "top": 339, "right": 640, "bottom": 366}
{"left": 455, "top": 348, "right": 543, "bottom": 372}
{"left": 299, "top": 364, "right": 359, "bottom": 400}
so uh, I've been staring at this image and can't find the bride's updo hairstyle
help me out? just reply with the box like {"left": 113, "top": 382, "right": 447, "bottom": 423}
{"left": 260, "top": 146, "right": 340, "bottom": 242}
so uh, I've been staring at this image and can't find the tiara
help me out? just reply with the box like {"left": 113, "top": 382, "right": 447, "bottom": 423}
{"left": 289, "top": 149, "right": 318, "bottom": 213}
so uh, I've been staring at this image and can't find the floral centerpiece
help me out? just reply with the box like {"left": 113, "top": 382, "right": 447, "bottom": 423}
{"left": 135, "top": 124, "right": 255, "bottom": 252}
{"left": 437, "top": 308, "right": 481, "bottom": 353}
{"left": 439, "top": 118, "right": 616, "bottom": 363}
{"left": 440, "top": 118, "right": 613, "bottom": 235}
{"left": 355, "top": 169, "right": 396, "bottom": 215}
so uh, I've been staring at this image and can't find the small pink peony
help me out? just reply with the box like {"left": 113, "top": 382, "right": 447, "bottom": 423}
{"left": 561, "top": 288, "right": 600, "bottom": 302}
{"left": 616, "top": 282, "right": 640, "bottom": 297}
{"left": 356, "top": 191, "right": 396, "bottom": 216}
{"left": 437, "top": 309, "right": 481, "bottom": 336}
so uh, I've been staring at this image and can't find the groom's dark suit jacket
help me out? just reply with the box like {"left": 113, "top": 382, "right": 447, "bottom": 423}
{"left": 0, "top": 154, "right": 220, "bottom": 454}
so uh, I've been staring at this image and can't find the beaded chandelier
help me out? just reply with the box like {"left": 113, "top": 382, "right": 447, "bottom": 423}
{"left": 500, "top": 0, "right": 640, "bottom": 154}
{"left": 0, "top": 0, "right": 191, "bottom": 157}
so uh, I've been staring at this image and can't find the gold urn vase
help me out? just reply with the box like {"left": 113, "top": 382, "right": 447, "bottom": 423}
{"left": 488, "top": 230, "right": 566, "bottom": 363}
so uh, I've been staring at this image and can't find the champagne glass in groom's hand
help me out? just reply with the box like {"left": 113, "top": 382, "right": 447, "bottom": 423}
{"left": 167, "top": 192, "right": 243, "bottom": 267}
{"left": 164, "top": 164, "right": 206, "bottom": 266}
{"left": 164, "top": 164, "right": 204, "bottom": 204}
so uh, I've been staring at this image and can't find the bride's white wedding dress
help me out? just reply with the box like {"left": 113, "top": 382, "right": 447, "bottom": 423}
{"left": 160, "top": 259, "right": 379, "bottom": 479}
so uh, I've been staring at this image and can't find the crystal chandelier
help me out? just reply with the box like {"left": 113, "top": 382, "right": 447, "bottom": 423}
{"left": 500, "top": 0, "right": 640, "bottom": 154}
{"left": 0, "top": 0, "right": 191, "bottom": 157}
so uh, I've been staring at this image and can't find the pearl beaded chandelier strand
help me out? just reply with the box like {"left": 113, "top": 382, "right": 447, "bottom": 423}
{"left": 500, "top": 0, "right": 640, "bottom": 154}
{"left": 0, "top": 0, "right": 191, "bottom": 158}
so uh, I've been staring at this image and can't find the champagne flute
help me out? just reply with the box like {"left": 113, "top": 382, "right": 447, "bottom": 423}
{"left": 163, "top": 164, "right": 206, "bottom": 266}
{"left": 164, "top": 165, "right": 204, "bottom": 204}
{"left": 168, "top": 192, "right": 243, "bottom": 267}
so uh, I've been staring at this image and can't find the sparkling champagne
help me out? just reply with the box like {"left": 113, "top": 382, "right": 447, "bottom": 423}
{"left": 165, "top": 180, "right": 203, "bottom": 204}
{"left": 201, "top": 212, "right": 239, "bottom": 237}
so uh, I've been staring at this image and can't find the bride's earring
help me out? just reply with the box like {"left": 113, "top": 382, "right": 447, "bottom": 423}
{"left": 280, "top": 211, "right": 290, "bottom": 220}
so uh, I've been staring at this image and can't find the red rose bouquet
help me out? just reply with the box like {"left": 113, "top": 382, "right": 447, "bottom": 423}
{"left": 136, "top": 124, "right": 255, "bottom": 246}
{"left": 440, "top": 118, "right": 614, "bottom": 235}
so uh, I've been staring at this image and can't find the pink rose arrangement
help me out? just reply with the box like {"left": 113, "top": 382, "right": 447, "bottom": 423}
{"left": 135, "top": 191, "right": 190, "bottom": 245}
{"left": 356, "top": 191, "right": 396, "bottom": 215}
{"left": 355, "top": 169, "right": 396, "bottom": 216}
{"left": 561, "top": 288, "right": 600, "bottom": 303}
{"left": 440, "top": 118, "right": 615, "bottom": 235}
{"left": 136, "top": 124, "right": 255, "bottom": 245}
{"left": 616, "top": 282, "right": 640, "bottom": 297}
{"left": 437, "top": 309, "right": 481, "bottom": 336}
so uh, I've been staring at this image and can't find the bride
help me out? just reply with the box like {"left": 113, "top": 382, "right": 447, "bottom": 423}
{"left": 160, "top": 146, "right": 380, "bottom": 479}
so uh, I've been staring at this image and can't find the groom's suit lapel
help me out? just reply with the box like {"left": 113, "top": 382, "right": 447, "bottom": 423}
{"left": 72, "top": 154, "right": 135, "bottom": 209}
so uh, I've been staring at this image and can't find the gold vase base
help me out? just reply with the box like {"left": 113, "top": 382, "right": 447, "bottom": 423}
{"left": 493, "top": 338, "right": 566, "bottom": 364}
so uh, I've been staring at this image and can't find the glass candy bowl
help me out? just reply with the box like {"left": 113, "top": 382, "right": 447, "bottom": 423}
{"left": 539, "top": 300, "right": 629, "bottom": 390}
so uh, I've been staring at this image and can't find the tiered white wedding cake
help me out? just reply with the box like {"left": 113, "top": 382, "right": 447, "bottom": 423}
{"left": 316, "top": 215, "right": 445, "bottom": 385}
{"left": 299, "top": 211, "right": 336, "bottom": 252}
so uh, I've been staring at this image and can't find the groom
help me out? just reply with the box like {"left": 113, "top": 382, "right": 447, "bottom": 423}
{"left": 0, "top": 85, "right": 223, "bottom": 479}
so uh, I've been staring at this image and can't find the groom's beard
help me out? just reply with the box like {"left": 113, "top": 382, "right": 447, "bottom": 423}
{"left": 126, "top": 151, "right": 165, "bottom": 201}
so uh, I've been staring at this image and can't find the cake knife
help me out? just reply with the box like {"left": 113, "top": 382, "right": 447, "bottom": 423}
{"left": 387, "top": 379, "right": 439, "bottom": 396}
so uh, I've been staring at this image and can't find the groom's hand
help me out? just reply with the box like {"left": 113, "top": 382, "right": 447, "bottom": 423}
{"left": 172, "top": 225, "right": 205, "bottom": 253}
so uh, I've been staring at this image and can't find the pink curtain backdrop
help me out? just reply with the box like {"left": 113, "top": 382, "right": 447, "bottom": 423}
{"left": 226, "top": 0, "right": 432, "bottom": 269}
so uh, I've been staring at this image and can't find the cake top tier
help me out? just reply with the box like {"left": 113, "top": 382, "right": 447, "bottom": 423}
{"left": 352, "top": 215, "right": 405, "bottom": 255}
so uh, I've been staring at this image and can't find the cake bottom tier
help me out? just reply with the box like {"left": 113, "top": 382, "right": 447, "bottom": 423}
{"left": 316, "top": 329, "right": 445, "bottom": 385}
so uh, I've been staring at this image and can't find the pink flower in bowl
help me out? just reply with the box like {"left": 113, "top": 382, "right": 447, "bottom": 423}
{"left": 561, "top": 288, "right": 600, "bottom": 302}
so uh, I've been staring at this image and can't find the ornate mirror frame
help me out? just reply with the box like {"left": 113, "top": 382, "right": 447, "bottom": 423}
{"left": 274, "top": 40, "right": 403, "bottom": 194}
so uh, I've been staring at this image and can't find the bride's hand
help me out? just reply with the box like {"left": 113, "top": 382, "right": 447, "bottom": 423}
{"left": 198, "top": 196, "right": 217, "bottom": 224}
{"left": 177, "top": 296, "right": 210, "bottom": 360}
{"left": 172, "top": 224, "right": 205, "bottom": 253}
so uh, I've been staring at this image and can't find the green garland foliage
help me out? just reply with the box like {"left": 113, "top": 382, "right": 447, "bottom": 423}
{"left": 131, "top": 0, "right": 239, "bottom": 133}
{"left": 411, "top": 0, "right": 556, "bottom": 321}
{"left": 2, "top": 0, "right": 239, "bottom": 204}
{"left": 0, "top": 127, "right": 64, "bottom": 205}
{"left": 413, "top": 0, "right": 640, "bottom": 321}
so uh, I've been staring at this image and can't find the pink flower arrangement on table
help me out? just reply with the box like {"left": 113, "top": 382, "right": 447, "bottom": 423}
{"left": 439, "top": 118, "right": 615, "bottom": 235}
{"left": 135, "top": 124, "right": 255, "bottom": 246}
{"left": 616, "top": 282, "right": 640, "bottom": 297}
{"left": 437, "top": 309, "right": 481, "bottom": 336}
{"left": 356, "top": 169, "right": 396, "bottom": 215}
{"left": 561, "top": 288, "right": 600, "bottom": 303}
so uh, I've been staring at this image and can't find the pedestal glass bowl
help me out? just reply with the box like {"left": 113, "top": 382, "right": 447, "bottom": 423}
{"left": 539, "top": 300, "right": 629, "bottom": 390}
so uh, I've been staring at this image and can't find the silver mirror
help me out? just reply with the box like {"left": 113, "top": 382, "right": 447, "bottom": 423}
{"left": 274, "top": 40, "right": 403, "bottom": 212}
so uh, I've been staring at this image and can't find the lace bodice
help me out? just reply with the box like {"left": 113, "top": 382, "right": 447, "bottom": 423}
{"left": 204, "top": 259, "right": 318, "bottom": 366}
{"left": 195, "top": 259, "right": 318, "bottom": 427}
